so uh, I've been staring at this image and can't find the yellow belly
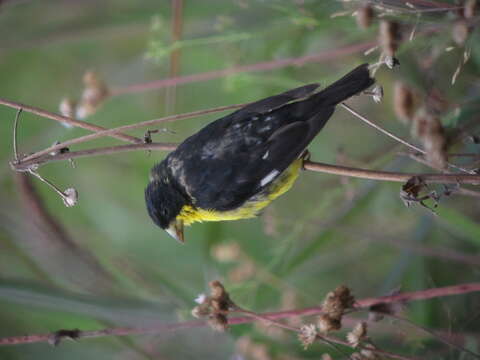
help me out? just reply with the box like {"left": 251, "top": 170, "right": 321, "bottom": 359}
{"left": 178, "top": 158, "right": 302, "bottom": 225}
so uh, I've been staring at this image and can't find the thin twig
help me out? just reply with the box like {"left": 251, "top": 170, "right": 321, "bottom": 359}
{"left": 1, "top": 282, "right": 479, "bottom": 346}
{"left": 27, "top": 170, "right": 69, "bottom": 204}
{"left": 303, "top": 161, "right": 480, "bottom": 185}
{"left": 13, "top": 108, "right": 22, "bottom": 162}
{"left": 18, "top": 102, "right": 246, "bottom": 164}
{"left": 111, "top": 42, "right": 375, "bottom": 96}
{"left": 340, "top": 103, "right": 423, "bottom": 154}
{"left": 12, "top": 143, "right": 176, "bottom": 171}
{"left": 0, "top": 98, "right": 141, "bottom": 144}
{"left": 341, "top": 103, "right": 475, "bottom": 174}
{"left": 11, "top": 143, "right": 480, "bottom": 185}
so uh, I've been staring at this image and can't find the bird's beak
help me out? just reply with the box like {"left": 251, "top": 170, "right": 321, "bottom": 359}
{"left": 166, "top": 219, "right": 185, "bottom": 244}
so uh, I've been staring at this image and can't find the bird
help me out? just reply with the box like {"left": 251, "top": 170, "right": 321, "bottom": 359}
{"left": 145, "top": 64, "right": 375, "bottom": 243}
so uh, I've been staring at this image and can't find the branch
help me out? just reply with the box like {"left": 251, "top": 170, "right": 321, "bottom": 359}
{"left": 111, "top": 41, "right": 375, "bottom": 96}
{"left": 16, "top": 102, "right": 246, "bottom": 165}
{"left": 0, "top": 98, "right": 141, "bottom": 144}
{"left": 12, "top": 143, "right": 480, "bottom": 185}
{"left": 1, "top": 282, "right": 479, "bottom": 346}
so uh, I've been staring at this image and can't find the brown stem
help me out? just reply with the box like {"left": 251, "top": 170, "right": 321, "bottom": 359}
{"left": 233, "top": 306, "right": 417, "bottom": 360}
{"left": 110, "top": 42, "right": 375, "bottom": 96}
{"left": 12, "top": 143, "right": 480, "bottom": 185}
{"left": 17, "top": 102, "right": 246, "bottom": 164}
{"left": 341, "top": 103, "right": 474, "bottom": 174}
{"left": 1, "top": 282, "right": 479, "bottom": 346}
{"left": 12, "top": 143, "right": 177, "bottom": 171}
{"left": 0, "top": 98, "right": 141, "bottom": 144}
{"left": 303, "top": 161, "right": 480, "bottom": 184}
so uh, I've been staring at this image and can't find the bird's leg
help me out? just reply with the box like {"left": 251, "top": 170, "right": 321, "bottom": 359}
{"left": 300, "top": 149, "right": 311, "bottom": 170}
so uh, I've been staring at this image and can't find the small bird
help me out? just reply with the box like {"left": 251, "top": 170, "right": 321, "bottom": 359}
{"left": 146, "top": 64, "right": 375, "bottom": 242}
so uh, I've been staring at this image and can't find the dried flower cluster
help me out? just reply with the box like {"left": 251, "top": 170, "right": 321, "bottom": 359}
{"left": 318, "top": 285, "right": 354, "bottom": 333}
{"left": 346, "top": 321, "right": 367, "bottom": 348}
{"left": 393, "top": 81, "right": 415, "bottom": 124}
{"left": 379, "top": 20, "right": 401, "bottom": 68}
{"left": 191, "top": 280, "right": 234, "bottom": 332}
{"left": 452, "top": 0, "right": 477, "bottom": 45}
{"left": 411, "top": 108, "right": 448, "bottom": 169}
{"left": 356, "top": 4, "right": 374, "bottom": 30}
{"left": 298, "top": 324, "right": 317, "bottom": 350}
{"left": 59, "top": 71, "right": 110, "bottom": 122}
{"left": 347, "top": 322, "right": 380, "bottom": 359}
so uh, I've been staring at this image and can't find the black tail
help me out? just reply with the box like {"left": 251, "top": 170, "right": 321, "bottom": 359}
{"left": 311, "top": 63, "right": 374, "bottom": 106}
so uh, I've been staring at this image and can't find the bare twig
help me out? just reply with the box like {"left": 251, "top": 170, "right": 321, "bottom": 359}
{"left": 11, "top": 143, "right": 480, "bottom": 185}
{"left": 13, "top": 108, "right": 22, "bottom": 161}
{"left": 17, "top": 102, "right": 246, "bottom": 165}
{"left": 12, "top": 143, "right": 176, "bottom": 171}
{"left": 0, "top": 98, "right": 141, "bottom": 144}
{"left": 1, "top": 282, "right": 479, "bottom": 346}
{"left": 111, "top": 42, "right": 375, "bottom": 96}
{"left": 303, "top": 161, "right": 480, "bottom": 185}
{"left": 341, "top": 103, "right": 476, "bottom": 174}
{"left": 341, "top": 103, "right": 423, "bottom": 154}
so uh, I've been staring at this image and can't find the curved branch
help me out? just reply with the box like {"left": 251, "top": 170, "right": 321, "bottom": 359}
{"left": 0, "top": 98, "right": 141, "bottom": 144}
{"left": 1, "top": 282, "right": 479, "bottom": 346}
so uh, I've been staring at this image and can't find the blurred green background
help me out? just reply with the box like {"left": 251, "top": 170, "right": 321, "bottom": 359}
{"left": 1, "top": 0, "right": 479, "bottom": 359}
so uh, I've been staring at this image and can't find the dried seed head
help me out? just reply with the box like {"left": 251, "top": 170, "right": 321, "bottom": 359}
{"left": 298, "top": 324, "right": 317, "bottom": 350}
{"left": 322, "top": 285, "right": 355, "bottom": 320}
{"left": 76, "top": 71, "right": 109, "bottom": 119}
{"left": 356, "top": 4, "right": 374, "bottom": 29}
{"left": 412, "top": 108, "right": 448, "bottom": 169}
{"left": 209, "top": 280, "right": 227, "bottom": 300}
{"left": 63, "top": 188, "right": 78, "bottom": 207}
{"left": 464, "top": 0, "right": 477, "bottom": 19}
{"left": 207, "top": 313, "right": 229, "bottom": 332}
{"left": 59, "top": 98, "right": 76, "bottom": 119}
{"left": 191, "top": 302, "right": 211, "bottom": 318}
{"left": 379, "top": 20, "right": 401, "bottom": 57}
{"left": 59, "top": 98, "right": 77, "bottom": 128}
{"left": 452, "top": 20, "right": 470, "bottom": 46}
{"left": 317, "top": 285, "right": 354, "bottom": 333}
{"left": 393, "top": 81, "right": 415, "bottom": 124}
{"left": 318, "top": 313, "right": 341, "bottom": 333}
{"left": 346, "top": 322, "right": 367, "bottom": 348}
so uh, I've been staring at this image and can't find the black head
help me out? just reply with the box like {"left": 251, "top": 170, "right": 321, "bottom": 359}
{"left": 145, "top": 179, "right": 187, "bottom": 241}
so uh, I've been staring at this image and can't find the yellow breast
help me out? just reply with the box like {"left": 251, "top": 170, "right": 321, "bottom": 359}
{"left": 177, "top": 158, "right": 303, "bottom": 225}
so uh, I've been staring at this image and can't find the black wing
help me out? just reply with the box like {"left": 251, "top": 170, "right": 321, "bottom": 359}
{"left": 166, "top": 64, "right": 374, "bottom": 211}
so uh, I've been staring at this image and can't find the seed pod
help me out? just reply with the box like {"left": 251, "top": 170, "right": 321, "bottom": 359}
{"left": 464, "top": 0, "right": 477, "bottom": 19}
{"left": 393, "top": 82, "right": 415, "bottom": 124}
{"left": 452, "top": 20, "right": 470, "bottom": 45}
{"left": 356, "top": 4, "right": 374, "bottom": 30}
{"left": 412, "top": 108, "right": 447, "bottom": 169}
{"left": 379, "top": 20, "right": 401, "bottom": 57}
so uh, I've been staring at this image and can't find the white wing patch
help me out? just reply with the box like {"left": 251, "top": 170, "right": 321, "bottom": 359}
{"left": 260, "top": 169, "right": 280, "bottom": 187}
{"left": 262, "top": 150, "right": 269, "bottom": 160}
